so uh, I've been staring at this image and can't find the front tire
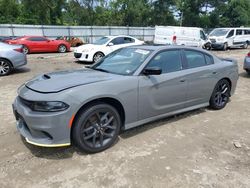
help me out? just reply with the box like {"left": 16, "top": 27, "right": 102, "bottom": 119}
{"left": 243, "top": 42, "right": 248, "bottom": 49}
{"left": 93, "top": 52, "right": 104, "bottom": 63}
{"left": 223, "top": 43, "right": 228, "bottom": 51}
{"left": 209, "top": 79, "right": 231, "bottom": 110}
{"left": 0, "top": 58, "right": 12, "bottom": 76}
{"left": 58, "top": 44, "right": 67, "bottom": 53}
{"left": 72, "top": 103, "right": 121, "bottom": 153}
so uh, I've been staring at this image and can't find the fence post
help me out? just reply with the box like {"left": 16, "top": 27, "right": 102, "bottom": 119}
{"left": 10, "top": 24, "right": 14, "bottom": 36}
{"left": 68, "top": 27, "right": 70, "bottom": 37}
{"left": 143, "top": 27, "right": 145, "bottom": 41}
{"left": 41, "top": 25, "right": 45, "bottom": 36}
{"left": 90, "top": 26, "right": 93, "bottom": 43}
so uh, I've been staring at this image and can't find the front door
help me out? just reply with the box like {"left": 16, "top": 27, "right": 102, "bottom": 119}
{"left": 138, "top": 49, "right": 188, "bottom": 120}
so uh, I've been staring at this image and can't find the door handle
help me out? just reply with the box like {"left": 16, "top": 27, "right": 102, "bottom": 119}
{"left": 212, "top": 71, "right": 217, "bottom": 75}
{"left": 180, "top": 79, "right": 186, "bottom": 82}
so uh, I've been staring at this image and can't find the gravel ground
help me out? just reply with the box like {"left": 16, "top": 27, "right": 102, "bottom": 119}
{"left": 0, "top": 49, "right": 250, "bottom": 188}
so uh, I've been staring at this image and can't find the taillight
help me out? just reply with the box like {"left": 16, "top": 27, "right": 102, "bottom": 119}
{"left": 14, "top": 48, "right": 23, "bottom": 53}
{"left": 247, "top": 52, "right": 250, "bottom": 57}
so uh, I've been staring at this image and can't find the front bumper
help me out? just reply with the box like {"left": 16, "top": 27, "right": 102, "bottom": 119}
{"left": 12, "top": 97, "right": 72, "bottom": 147}
{"left": 244, "top": 57, "right": 250, "bottom": 71}
{"left": 74, "top": 52, "right": 93, "bottom": 62}
{"left": 211, "top": 42, "right": 224, "bottom": 49}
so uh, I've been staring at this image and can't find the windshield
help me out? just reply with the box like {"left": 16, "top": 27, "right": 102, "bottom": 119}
{"left": 93, "top": 37, "right": 110, "bottom": 45}
{"left": 91, "top": 48, "right": 152, "bottom": 75}
{"left": 210, "top": 29, "right": 229, "bottom": 37}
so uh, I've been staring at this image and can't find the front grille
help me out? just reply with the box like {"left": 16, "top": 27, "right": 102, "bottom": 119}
{"left": 210, "top": 39, "right": 216, "bottom": 43}
{"left": 74, "top": 52, "right": 82, "bottom": 58}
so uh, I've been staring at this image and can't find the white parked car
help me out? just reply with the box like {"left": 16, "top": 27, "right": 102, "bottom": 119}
{"left": 208, "top": 27, "right": 250, "bottom": 50}
{"left": 74, "top": 35, "right": 144, "bottom": 63}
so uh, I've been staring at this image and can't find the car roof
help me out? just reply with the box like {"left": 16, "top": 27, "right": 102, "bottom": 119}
{"left": 104, "top": 35, "right": 136, "bottom": 39}
{"left": 127, "top": 45, "right": 209, "bottom": 53}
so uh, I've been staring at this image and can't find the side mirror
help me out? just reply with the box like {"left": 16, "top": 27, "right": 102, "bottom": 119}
{"left": 107, "top": 42, "right": 114, "bottom": 46}
{"left": 143, "top": 67, "right": 162, "bottom": 75}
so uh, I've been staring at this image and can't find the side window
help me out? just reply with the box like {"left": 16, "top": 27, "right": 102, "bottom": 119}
{"left": 236, "top": 29, "right": 243, "bottom": 35}
{"left": 205, "top": 54, "right": 214, "bottom": 65}
{"left": 184, "top": 50, "right": 206, "bottom": 68}
{"left": 124, "top": 37, "right": 135, "bottom": 43}
{"left": 200, "top": 30, "right": 206, "bottom": 40}
{"left": 244, "top": 30, "right": 250, "bottom": 35}
{"left": 146, "top": 50, "right": 182, "bottom": 74}
{"left": 111, "top": 37, "right": 124, "bottom": 45}
{"left": 28, "top": 37, "right": 47, "bottom": 41}
{"left": 227, "top": 30, "right": 234, "bottom": 38}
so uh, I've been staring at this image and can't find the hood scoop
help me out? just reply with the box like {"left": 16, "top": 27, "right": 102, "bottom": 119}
{"left": 43, "top": 74, "right": 51, "bottom": 79}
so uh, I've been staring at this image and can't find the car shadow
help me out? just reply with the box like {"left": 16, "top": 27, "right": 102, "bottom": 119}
{"left": 239, "top": 71, "right": 250, "bottom": 78}
{"left": 74, "top": 60, "right": 94, "bottom": 65}
{"left": 21, "top": 136, "right": 91, "bottom": 159}
{"left": 120, "top": 108, "right": 206, "bottom": 139}
{"left": 11, "top": 67, "right": 30, "bottom": 74}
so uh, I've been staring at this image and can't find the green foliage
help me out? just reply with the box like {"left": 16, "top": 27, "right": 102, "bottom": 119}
{"left": 0, "top": 0, "right": 250, "bottom": 27}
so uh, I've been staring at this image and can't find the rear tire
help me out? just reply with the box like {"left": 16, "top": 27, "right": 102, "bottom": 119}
{"left": 58, "top": 44, "right": 67, "bottom": 53}
{"left": 0, "top": 58, "right": 12, "bottom": 76}
{"left": 209, "top": 79, "right": 231, "bottom": 110}
{"left": 246, "top": 70, "right": 250, "bottom": 75}
{"left": 22, "top": 45, "right": 29, "bottom": 54}
{"left": 72, "top": 103, "right": 121, "bottom": 153}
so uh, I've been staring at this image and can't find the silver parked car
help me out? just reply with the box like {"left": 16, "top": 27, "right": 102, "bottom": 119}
{"left": 0, "top": 42, "right": 27, "bottom": 76}
{"left": 13, "top": 46, "right": 238, "bottom": 153}
{"left": 244, "top": 52, "right": 250, "bottom": 74}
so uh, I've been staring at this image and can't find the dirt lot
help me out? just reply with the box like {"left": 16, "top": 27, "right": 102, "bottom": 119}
{"left": 0, "top": 49, "right": 250, "bottom": 188}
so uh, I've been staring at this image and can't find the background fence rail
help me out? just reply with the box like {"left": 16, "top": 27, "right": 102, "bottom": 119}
{"left": 0, "top": 24, "right": 155, "bottom": 43}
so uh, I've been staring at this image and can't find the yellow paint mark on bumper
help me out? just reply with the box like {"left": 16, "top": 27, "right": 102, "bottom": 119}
{"left": 25, "top": 138, "right": 70, "bottom": 147}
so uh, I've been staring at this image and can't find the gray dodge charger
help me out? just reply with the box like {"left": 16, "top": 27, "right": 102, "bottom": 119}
{"left": 13, "top": 46, "right": 238, "bottom": 153}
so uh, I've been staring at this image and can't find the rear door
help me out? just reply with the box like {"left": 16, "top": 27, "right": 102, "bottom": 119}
{"left": 138, "top": 49, "right": 188, "bottom": 120}
{"left": 182, "top": 49, "right": 218, "bottom": 107}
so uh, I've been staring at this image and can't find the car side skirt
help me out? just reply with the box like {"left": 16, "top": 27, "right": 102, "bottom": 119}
{"left": 124, "top": 103, "right": 209, "bottom": 130}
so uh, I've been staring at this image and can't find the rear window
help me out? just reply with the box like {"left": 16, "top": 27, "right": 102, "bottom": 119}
{"left": 184, "top": 50, "right": 206, "bottom": 68}
{"left": 205, "top": 54, "right": 214, "bottom": 65}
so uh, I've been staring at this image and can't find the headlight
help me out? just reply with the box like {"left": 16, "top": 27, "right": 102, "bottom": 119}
{"left": 82, "top": 49, "right": 90, "bottom": 52}
{"left": 217, "top": 38, "right": 224, "bottom": 42}
{"left": 32, "top": 101, "right": 69, "bottom": 112}
{"left": 20, "top": 98, "right": 69, "bottom": 112}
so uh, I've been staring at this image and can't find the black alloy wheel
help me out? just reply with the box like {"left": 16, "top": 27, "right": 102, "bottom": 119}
{"left": 209, "top": 79, "right": 231, "bottom": 110}
{"left": 72, "top": 103, "right": 121, "bottom": 153}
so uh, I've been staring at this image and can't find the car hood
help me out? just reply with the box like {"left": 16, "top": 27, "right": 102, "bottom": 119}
{"left": 75, "top": 44, "right": 102, "bottom": 51}
{"left": 25, "top": 68, "right": 118, "bottom": 93}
